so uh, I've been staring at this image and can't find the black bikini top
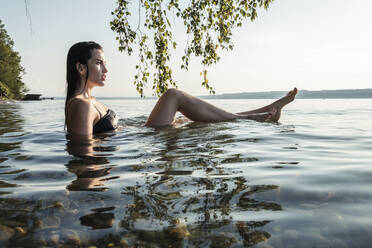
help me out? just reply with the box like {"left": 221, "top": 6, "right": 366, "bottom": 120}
{"left": 93, "top": 109, "right": 118, "bottom": 134}
{"left": 66, "top": 97, "right": 118, "bottom": 134}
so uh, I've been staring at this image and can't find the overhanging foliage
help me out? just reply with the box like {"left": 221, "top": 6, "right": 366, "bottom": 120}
{"left": 111, "top": 0, "right": 274, "bottom": 96}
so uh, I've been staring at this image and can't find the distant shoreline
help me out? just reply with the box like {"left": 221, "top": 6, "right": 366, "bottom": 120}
{"left": 35, "top": 89, "right": 372, "bottom": 100}
{"left": 201, "top": 89, "right": 372, "bottom": 99}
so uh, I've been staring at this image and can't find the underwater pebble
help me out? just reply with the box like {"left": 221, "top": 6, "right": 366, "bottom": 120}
{"left": 168, "top": 219, "right": 190, "bottom": 240}
{"left": 120, "top": 233, "right": 139, "bottom": 247}
{"left": 62, "top": 232, "right": 81, "bottom": 246}
{"left": 68, "top": 209, "right": 79, "bottom": 215}
{"left": 118, "top": 239, "right": 129, "bottom": 248}
{"left": 39, "top": 216, "right": 61, "bottom": 230}
{"left": 59, "top": 228, "right": 81, "bottom": 244}
{"left": 14, "top": 226, "right": 26, "bottom": 234}
{"left": 168, "top": 226, "right": 190, "bottom": 240}
{"left": 139, "top": 230, "right": 161, "bottom": 242}
{"left": 66, "top": 236, "right": 81, "bottom": 246}
{"left": 54, "top": 201, "right": 64, "bottom": 209}
{"left": 209, "top": 233, "right": 237, "bottom": 248}
{"left": 0, "top": 224, "right": 14, "bottom": 241}
{"left": 80, "top": 212, "right": 114, "bottom": 229}
{"left": 49, "top": 234, "right": 59, "bottom": 244}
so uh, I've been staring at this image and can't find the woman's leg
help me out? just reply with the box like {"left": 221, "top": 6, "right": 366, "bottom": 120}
{"left": 145, "top": 88, "right": 278, "bottom": 127}
{"left": 237, "top": 88, "right": 298, "bottom": 121}
{"left": 146, "top": 89, "right": 236, "bottom": 126}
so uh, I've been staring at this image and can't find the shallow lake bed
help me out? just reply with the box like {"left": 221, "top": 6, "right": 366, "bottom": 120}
{"left": 1, "top": 98, "right": 372, "bottom": 247}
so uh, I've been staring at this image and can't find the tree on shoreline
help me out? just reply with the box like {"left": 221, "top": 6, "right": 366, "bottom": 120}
{"left": 111, "top": 0, "right": 274, "bottom": 96}
{"left": 0, "top": 19, "right": 28, "bottom": 100}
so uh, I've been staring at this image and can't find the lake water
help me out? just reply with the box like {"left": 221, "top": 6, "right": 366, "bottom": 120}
{"left": 1, "top": 98, "right": 372, "bottom": 247}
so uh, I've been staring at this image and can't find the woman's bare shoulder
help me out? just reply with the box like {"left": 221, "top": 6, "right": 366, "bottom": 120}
{"left": 66, "top": 97, "right": 95, "bottom": 119}
{"left": 68, "top": 96, "right": 90, "bottom": 107}
{"left": 66, "top": 97, "right": 97, "bottom": 135}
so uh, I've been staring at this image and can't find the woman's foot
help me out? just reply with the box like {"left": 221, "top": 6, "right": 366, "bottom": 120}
{"left": 272, "top": 88, "right": 298, "bottom": 108}
{"left": 236, "top": 87, "right": 298, "bottom": 121}
{"left": 269, "top": 88, "right": 297, "bottom": 121}
{"left": 243, "top": 108, "right": 277, "bottom": 122}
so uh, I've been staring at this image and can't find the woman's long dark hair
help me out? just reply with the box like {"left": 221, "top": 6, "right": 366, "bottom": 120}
{"left": 65, "top": 41, "right": 102, "bottom": 123}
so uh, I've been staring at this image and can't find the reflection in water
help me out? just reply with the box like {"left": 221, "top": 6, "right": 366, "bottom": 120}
{"left": 1, "top": 114, "right": 282, "bottom": 247}
{"left": 61, "top": 122, "right": 281, "bottom": 246}
{"left": 65, "top": 134, "right": 119, "bottom": 192}
{"left": 115, "top": 123, "right": 281, "bottom": 247}
{"left": 0, "top": 103, "right": 25, "bottom": 154}
{"left": 236, "top": 221, "right": 271, "bottom": 247}
{"left": 0, "top": 103, "right": 25, "bottom": 195}
{"left": 65, "top": 133, "right": 118, "bottom": 157}
{"left": 238, "top": 185, "right": 282, "bottom": 211}
{"left": 65, "top": 134, "right": 118, "bottom": 232}
{"left": 80, "top": 210, "right": 115, "bottom": 230}
{"left": 0, "top": 103, "right": 25, "bottom": 136}
{"left": 66, "top": 158, "right": 112, "bottom": 192}
{"left": 2, "top": 100, "right": 372, "bottom": 246}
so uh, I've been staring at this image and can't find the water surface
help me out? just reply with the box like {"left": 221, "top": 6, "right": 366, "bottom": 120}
{"left": 0, "top": 98, "right": 372, "bottom": 247}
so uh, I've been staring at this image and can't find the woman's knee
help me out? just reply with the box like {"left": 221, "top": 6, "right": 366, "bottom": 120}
{"left": 161, "top": 88, "right": 190, "bottom": 107}
{"left": 164, "top": 88, "right": 180, "bottom": 95}
{"left": 162, "top": 88, "right": 182, "bottom": 100}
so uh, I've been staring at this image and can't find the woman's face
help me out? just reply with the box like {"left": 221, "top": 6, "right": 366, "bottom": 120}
{"left": 85, "top": 49, "right": 108, "bottom": 87}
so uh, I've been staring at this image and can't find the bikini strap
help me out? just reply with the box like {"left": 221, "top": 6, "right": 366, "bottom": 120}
{"left": 65, "top": 97, "right": 103, "bottom": 119}
{"left": 91, "top": 103, "right": 103, "bottom": 118}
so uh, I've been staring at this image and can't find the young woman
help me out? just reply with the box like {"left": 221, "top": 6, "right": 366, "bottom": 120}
{"left": 65, "top": 41, "right": 297, "bottom": 136}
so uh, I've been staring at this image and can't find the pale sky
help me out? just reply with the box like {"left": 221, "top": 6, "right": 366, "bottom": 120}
{"left": 0, "top": 0, "right": 371, "bottom": 97}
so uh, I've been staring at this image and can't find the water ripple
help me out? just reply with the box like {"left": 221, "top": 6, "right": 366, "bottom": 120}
{"left": 1, "top": 99, "right": 372, "bottom": 247}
